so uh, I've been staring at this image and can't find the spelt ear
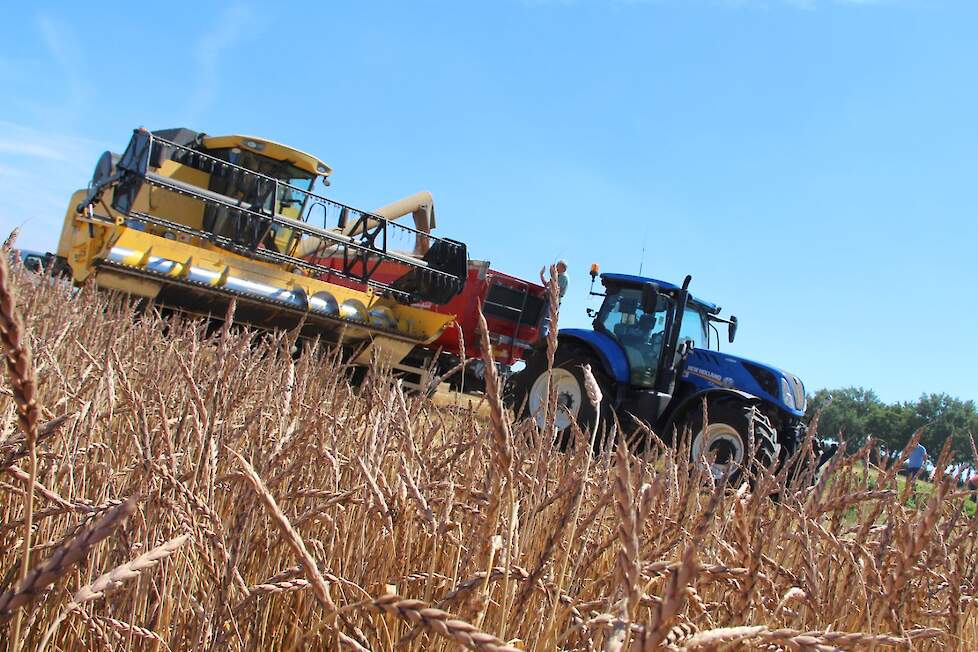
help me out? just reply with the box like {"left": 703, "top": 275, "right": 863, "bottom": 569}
{"left": 69, "top": 534, "right": 190, "bottom": 607}
{"left": 372, "top": 593, "right": 521, "bottom": 652}
{"left": 0, "top": 498, "right": 136, "bottom": 622}
{"left": 1, "top": 227, "right": 20, "bottom": 252}
{"left": 228, "top": 447, "right": 336, "bottom": 614}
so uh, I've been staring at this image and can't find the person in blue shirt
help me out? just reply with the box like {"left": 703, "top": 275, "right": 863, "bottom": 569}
{"left": 902, "top": 443, "right": 927, "bottom": 479}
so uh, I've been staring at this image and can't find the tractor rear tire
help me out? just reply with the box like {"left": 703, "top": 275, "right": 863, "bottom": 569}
{"left": 514, "top": 345, "right": 612, "bottom": 453}
{"left": 684, "top": 400, "right": 778, "bottom": 484}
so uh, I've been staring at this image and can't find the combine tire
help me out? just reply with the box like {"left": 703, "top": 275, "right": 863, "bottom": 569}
{"left": 514, "top": 345, "right": 612, "bottom": 452}
{"left": 684, "top": 400, "right": 777, "bottom": 484}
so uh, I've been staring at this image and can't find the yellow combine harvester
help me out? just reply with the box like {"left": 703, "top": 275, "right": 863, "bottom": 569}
{"left": 57, "top": 127, "right": 468, "bottom": 369}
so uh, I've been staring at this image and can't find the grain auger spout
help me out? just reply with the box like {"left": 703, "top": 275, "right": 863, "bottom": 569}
{"left": 360, "top": 190, "right": 436, "bottom": 256}
{"left": 57, "top": 127, "right": 470, "bottom": 365}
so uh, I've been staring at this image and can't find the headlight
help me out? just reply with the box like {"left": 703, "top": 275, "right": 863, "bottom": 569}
{"left": 780, "top": 377, "right": 796, "bottom": 410}
{"left": 787, "top": 373, "right": 807, "bottom": 412}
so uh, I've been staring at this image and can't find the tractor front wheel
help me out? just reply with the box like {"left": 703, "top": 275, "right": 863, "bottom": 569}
{"left": 684, "top": 400, "right": 778, "bottom": 484}
{"left": 515, "top": 345, "right": 611, "bottom": 452}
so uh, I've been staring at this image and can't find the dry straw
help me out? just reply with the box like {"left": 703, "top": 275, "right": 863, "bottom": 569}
{"left": 0, "top": 258, "right": 973, "bottom": 649}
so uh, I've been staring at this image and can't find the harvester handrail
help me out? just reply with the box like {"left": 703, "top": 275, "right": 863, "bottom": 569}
{"left": 140, "top": 170, "right": 432, "bottom": 271}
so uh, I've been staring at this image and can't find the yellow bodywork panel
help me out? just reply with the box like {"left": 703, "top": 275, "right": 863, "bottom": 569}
{"left": 144, "top": 161, "right": 208, "bottom": 231}
{"left": 59, "top": 190, "right": 126, "bottom": 284}
{"left": 57, "top": 189, "right": 89, "bottom": 260}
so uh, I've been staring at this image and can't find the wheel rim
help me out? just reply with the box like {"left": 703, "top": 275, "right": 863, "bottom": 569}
{"left": 692, "top": 423, "right": 745, "bottom": 481}
{"left": 528, "top": 368, "right": 582, "bottom": 431}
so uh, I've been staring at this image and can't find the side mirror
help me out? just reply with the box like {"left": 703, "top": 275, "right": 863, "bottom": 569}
{"left": 640, "top": 282, "right": 660, "bottom": 313}
{"left": 728, "top": 315, "right": 738, "bottom": 343}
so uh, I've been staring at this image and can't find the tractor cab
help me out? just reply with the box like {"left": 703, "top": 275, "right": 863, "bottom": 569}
{"left": 590, "top": 273, "right": 729, "bottom": 396}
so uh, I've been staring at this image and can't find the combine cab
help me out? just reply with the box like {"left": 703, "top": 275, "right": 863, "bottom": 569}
{"left": 57, "top": 128, "right": 468, "bottom": 368}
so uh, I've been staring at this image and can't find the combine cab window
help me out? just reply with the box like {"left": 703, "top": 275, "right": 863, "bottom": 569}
{"left": 598, "top": 288, "right": 674, "bottom": 387}
{"left": 200, "top": 147, "right": 316, "bottom": 251}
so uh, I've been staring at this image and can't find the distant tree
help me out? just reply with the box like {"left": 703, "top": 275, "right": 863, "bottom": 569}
{"left": 806, "top": 387, "right": 885, "bottom": 446}
{"left": 806, "top": 388, "right": 978, "bottom": 465}
{"left": 864, "top": 402, "right": 913, "bottom": 454}
{"left": 903, "top": 393, "right": 978, "bottom": 464}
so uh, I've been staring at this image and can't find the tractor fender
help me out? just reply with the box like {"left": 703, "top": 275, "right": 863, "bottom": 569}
{"left": 557, "top": 329, "right": 630, "bottom": 385}
{"left": 661, "top": 387, "right": 761, "bottom": 439}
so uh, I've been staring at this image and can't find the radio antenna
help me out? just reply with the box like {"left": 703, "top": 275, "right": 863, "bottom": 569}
{"left": 638, "top": 229, "right": 648, "bottom": 276}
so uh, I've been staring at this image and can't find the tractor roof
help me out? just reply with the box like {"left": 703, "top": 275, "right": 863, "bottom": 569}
{"left": 600, "top": 273, "right": 720, "bottom": 314}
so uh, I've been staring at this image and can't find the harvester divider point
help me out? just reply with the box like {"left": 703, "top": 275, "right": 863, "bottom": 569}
{"left": 137, "top": 247, "right": 153, "bottom": 267}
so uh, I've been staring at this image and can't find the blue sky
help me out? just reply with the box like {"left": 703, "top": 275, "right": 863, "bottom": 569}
{"left": 1, "top": 0, "right": 975, "bottom": 403}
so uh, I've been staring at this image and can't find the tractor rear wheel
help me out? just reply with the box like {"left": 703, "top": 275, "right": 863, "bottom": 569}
{"left": 684, "top": 400, "right": 778, "bottom": 484}
{"left": 515, "top": 345, "right": 612, "bottom": 452}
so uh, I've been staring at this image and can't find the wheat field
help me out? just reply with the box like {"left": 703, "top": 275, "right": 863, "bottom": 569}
{"left": 0, "top": 257, "right": 974, "bottom": 651}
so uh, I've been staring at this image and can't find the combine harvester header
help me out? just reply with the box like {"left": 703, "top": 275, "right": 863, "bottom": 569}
{"left": 58, "top": 127, "right": 468, "bottom": 367}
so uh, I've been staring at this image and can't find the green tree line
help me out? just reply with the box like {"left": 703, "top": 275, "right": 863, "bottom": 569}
{"left": 806, "top": 388, "right": 978, "bottom": 464}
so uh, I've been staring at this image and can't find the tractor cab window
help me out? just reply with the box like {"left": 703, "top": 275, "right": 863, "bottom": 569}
{"left": 679, "top": 306, "right": 710, "bottom": 350}
{"left": 598, "top": 287, "right": 673, "bottom": 388}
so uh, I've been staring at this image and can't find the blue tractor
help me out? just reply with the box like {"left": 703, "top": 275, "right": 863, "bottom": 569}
{"left": 514, "top": 268, "right": 818, "bottom": 482}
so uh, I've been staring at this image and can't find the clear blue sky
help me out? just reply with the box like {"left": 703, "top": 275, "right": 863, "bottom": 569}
{"left": 1, "top": 1, "right": 975, "bottom": 404}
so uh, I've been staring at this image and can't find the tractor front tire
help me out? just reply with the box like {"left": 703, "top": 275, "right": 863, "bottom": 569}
{"left": 684, "top": 400, "right": 778, "bottom": 484}
{"left": 514, "top": 345, "right": 612, "bottom": 452}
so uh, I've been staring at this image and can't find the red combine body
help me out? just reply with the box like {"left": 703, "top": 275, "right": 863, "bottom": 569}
{"left": 425, "top": 260, "right": 546, "bottom": 367}
{"left": 309, "top": 254, "right": 547, "bottom": 389}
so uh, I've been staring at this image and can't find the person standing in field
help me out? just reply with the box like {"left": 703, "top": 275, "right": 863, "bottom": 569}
{"left": 539, "top": 259, "right": 568, "bottom": 339}
{"left": 902, "top": 443, "right": 927, "bottom": 480}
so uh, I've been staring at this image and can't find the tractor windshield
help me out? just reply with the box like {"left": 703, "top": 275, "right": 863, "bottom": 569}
{"left": 597, "top": 287, "right": 674, "bottom": 387}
